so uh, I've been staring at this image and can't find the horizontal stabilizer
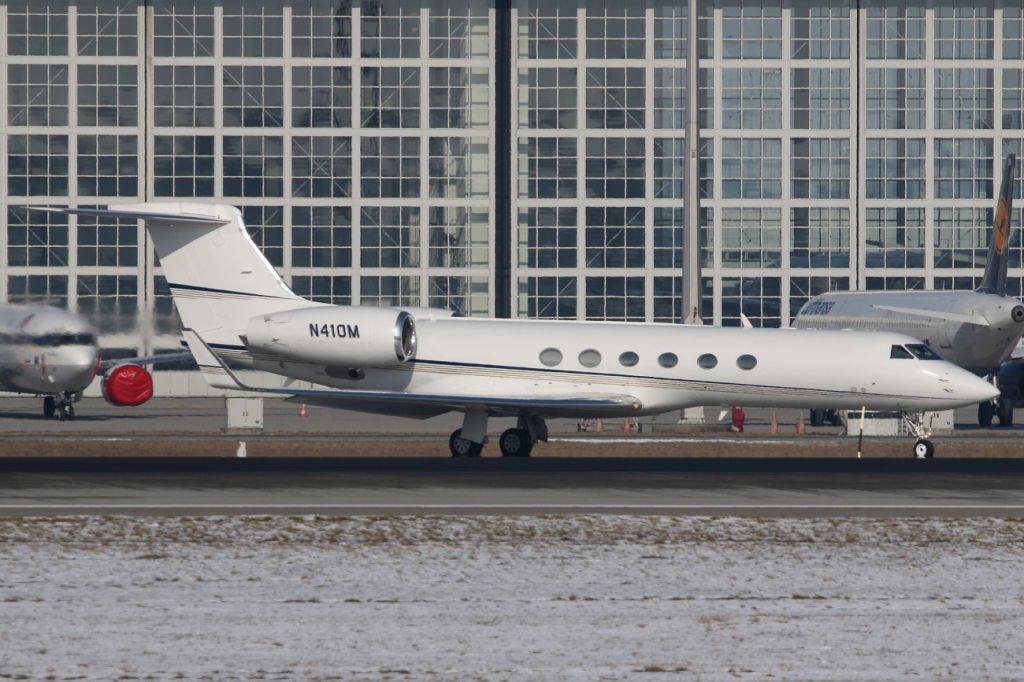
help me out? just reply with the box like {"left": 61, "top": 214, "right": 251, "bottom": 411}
{"left": 27, "top": 205, "right": 227, "bottom": 225}
{"left": 870, "top": 304, "right": 991, "bottom": 326}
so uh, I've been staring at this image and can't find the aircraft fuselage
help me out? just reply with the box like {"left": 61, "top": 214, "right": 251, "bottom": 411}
{"left": 793, "top": 290, "right": 1024, "bottom": 376}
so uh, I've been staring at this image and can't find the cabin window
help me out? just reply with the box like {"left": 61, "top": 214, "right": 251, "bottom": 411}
{"left": 696, "top": 353, "right": 717, "bottom": 369}
{"left": 578, "top": 349, "right": 602, "bottom": 367}
{"left": 890, "top": 345, "right": 913, "bottom": 359}
{"left": 618, "top": 351, "right": 639, "bottom": 367}
{"left": 539, "top": 348, "right": 562, "bottom": 366}
{"left": 736, "top": 354, "right": 757, "bottom": 370}
{"left": 658, "top": 352, "right": 679, "bottom": 368}
{"left": 905, "top": 344, "right": 942, "bottom": 360}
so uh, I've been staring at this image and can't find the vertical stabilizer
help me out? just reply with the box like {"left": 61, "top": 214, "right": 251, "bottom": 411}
{"left": 30, "top": 203, "right": 315, "bottom": 347}
{"left": 977, "top": 154, "right": 1017, "bottom": 295}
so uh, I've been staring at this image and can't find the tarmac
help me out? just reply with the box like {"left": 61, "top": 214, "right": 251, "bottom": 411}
{"left": 0, "top": 397, "right": 1022, "bottom": 516}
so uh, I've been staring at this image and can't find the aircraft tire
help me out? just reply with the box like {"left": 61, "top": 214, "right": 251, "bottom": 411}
{"left": 998, "top": 397, "right": 1014, "bottom": 427}
{"left": 499, "top": 428, "right": 533, "bottom": 458}
{"left": 809, "top": 409, "right": 824, "bottom": 427}
{"left": 913, "top": 438, "right": 935, "bottom": 459}
{"left": 979, "top": 401, "right": 995, "bottom": 426}
{"left": 42, "top": 396, "right": 56, "bottom": 419}
{"left": 449, "top": 429, "right": 482, "bottom": 458}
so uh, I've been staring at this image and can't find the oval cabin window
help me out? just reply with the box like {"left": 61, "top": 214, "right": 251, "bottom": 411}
{"left": 658, "top": 352, "right": 678, "bottom": 368}
{"left": 539, "top": 348, "right": 563, "bottom": 366}
{"left": 578, "top": 349, "right": 602, "bottom": 367}
{"left": 697, "top": 353, "right": 718, "bottom": 369}
{"left": 736, "top": 354, "right": 757, "bottom": 370}
{"left": 618, "top": 351, "right": 639, "bottom": 367}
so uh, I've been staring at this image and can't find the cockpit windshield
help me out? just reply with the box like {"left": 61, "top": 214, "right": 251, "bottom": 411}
{"left": 890, "top": 345, "right": 913, "bottom": 359}
{"left": 905, "top": 343, "right": 942, "bottom": 360}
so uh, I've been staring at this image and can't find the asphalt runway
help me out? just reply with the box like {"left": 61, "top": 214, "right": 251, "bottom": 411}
{"left": 2, "top": 456, "right": 1024, "bottom": 516}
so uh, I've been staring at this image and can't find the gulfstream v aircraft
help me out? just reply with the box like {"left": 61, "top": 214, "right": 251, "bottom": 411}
{"left": 0, "top": 304, "right": 175, "bottom": 419}
{"left": 34, "top": 203, "right": 999, "bottom": 458}
{"left": 794, "top": 154, "right": 1024, "bottom": 426}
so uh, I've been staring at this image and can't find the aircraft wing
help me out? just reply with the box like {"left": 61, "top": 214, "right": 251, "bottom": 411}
{"left": 182, "top": 329, "right": 642, "bottom": 418}
{"left": 870, "top": 304, "right": 991, "bottom": 326}
{"left": 98, "top": 351, "right": 195, "bottom": 373}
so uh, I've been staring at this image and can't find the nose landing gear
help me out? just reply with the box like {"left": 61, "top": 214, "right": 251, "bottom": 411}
{"left": 902, "top": 412, "right": 934, "bottom": 459}
{"left": 42, "top": 392, "right": 78, "bottom": 421}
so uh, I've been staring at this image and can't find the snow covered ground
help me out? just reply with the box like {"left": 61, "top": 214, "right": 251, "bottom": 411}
{"left": 0, "top": 515, "right": 1023, "bottom": 680}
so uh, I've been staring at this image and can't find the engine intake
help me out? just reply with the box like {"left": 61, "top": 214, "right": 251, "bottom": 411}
{"left": 101, "top": 364, "right": 154, "bottom": 406}
{"left": 245, "top": 306, "right": 417, "bottom": 367}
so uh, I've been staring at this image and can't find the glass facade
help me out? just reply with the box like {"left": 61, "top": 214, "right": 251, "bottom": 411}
{"left": 2, "top": 0, "right": 1023, "bottom": 366}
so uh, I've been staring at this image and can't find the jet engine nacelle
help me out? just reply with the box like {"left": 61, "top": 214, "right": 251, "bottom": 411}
{"left": 996, "top": 359, "right": 1024, "bottom": 408}
{"left": 244, "top": 306, "right": 417, "bottom": 367}
{"left": 101, "top": 364, "right": 154, "bottom": 406}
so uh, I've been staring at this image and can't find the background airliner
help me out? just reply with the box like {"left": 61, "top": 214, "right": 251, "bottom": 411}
{"left": 794, "top": 154, "right": 1024, "bottom": 427}
{"left": 0, "top": 304, "right": 182, "bottom": 419}
{"left": 34, "top": 203, "right": 999, "bottom": 458}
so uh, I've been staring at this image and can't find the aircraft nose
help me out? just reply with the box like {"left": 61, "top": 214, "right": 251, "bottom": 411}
{"left": 951, "top": 371, "right": 1000, "bottom": 404}
{"left": 55, "top": 347, "right": 100, "bottom": 391}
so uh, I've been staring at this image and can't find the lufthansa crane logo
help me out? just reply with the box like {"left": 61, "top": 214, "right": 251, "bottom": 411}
{"left": 995, "top": 196, "right": 1011, "bottom": 255}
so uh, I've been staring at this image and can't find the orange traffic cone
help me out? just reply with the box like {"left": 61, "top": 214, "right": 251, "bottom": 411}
{"left": 595, "top": 419, "right": 604, "bottom": 433}
{"left": 796, "top": 411, "right": 806, "bottom": 435}
{"left": 769, "top": 411, "right": 778, "bottom": 434}
{"left": 299, "top": 404, "right": 308, "bottom": 418}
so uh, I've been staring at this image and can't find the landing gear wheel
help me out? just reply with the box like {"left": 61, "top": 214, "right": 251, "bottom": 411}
{"left": 809, "top": 409, "right": 824, "bottom": 427}
{"left": 448, "top": 428, "right": 482, "bottom": 458}
{"left": 913, "top": 438, "right": 935, "bottom": 459}
{"left": 498, "top": 428, "right": 533, "bottom": 458}
{"left": 979, "top": 401, "right": 995, "bottom": 427}
{"left": 998, "top": 397, "right": 1014, "bottom": 427}
{"left": 42, "top": 396, "right": 56, "bottom": 420}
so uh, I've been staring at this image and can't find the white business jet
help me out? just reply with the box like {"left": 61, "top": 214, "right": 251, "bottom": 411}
{"left": 33, "top": 203, "right": 999, "bottom": 458}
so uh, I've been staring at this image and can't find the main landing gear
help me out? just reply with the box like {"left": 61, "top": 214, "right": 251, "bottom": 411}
{"left": 448, "top": 413, "right": 549, "bottom": 458}
{"left": 902, "top": 412, "right": 934, "bottom": 459}
{"left": 42, "top": 392, "right": 77, "bottom": 421}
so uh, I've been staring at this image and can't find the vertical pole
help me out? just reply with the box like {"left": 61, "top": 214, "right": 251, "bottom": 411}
{"left": 677, "top": 0, "right": 706, "bottom": 426}
{"left": 857, "top": 405, "right": 866, "bottom": 458}
{"left": 683, "top": 0, "right": 701, "bottom": 322}
{"left": 494, "top": 0, "right": 513, "bottom": 317}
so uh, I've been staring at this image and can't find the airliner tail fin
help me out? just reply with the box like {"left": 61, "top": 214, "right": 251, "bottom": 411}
{"left": 977, "top": 154, "right": 1017, "bottom": 295}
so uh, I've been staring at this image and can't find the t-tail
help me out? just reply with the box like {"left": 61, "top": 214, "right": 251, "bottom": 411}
{"left": 977, "top": 153, "right": 1017, "bottom": 296}
{"left": 28, "top": 202, "right": 317, "bottom": 349}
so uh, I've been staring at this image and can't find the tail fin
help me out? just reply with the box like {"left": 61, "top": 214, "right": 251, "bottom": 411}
{"left": 32, "top": 202, "right": 312, "bottom": 347}
{"left": 977, "top": 154, "right": 1017, "bottom": 295}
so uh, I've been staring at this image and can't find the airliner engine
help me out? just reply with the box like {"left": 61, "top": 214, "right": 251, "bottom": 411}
{"left": 244, "top": 306, "right": 417, "bottom": 366}
{"left": 101, "top": 364, "right": 154, "bottom": 406}
{"left": 997, "top": 359, "right": 1024, "bottom": 407}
